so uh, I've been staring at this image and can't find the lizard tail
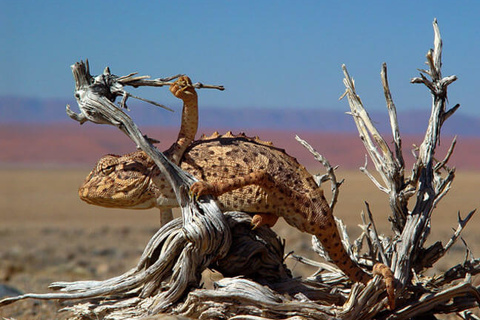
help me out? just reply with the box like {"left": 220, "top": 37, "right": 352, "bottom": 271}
{"left": 373, "top": 263, "right": 395, "bottom": 310}
{"left": 303, "top": 189, "right": 395, "bottom": 310}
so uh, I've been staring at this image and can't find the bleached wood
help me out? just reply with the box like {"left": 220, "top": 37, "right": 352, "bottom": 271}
{"left": 0, "top": 61, "right": 233, "bottom": 315}
{"left": 2, "top": 19, "right": 479, "bottom": 320}
{"left": 339, "top": 18, "right": 479, "bottom": 317}
{"left": 295, "top": 134, "right": 343, "bottom": 210}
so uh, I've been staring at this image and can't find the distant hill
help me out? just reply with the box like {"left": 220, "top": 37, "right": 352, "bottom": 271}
{"left": 1, "top": 96, "right": 479, "bottom": 169}
{"left": 1, "top": 123, "right": 480, "bottom": 170}
{"left": 1, "top": 96, "right": 479, "bottom": 136}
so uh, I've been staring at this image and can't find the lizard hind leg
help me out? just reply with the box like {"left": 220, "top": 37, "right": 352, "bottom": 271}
{"left": 190, "top": 170, "right": 273, "bottom": 198}
{"left": 251, "top": 213, "right": 279, "bottom": 229}
{"left": 189, "top": 170, "right": 280, "bottom": 229}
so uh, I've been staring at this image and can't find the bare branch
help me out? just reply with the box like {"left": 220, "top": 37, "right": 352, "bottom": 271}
{"left": 342, "top": 66, "right": 393, "bottom": 183}
{"left": 342, "top": 63, "right": 411, "bottom": 234}
{"left": 389, "top": 275, "right": 480, "bottom": 319}
{"left": 443, "top": 210, "right": 476, "bottom": 255}
{"left": 295, "top": 135, "right": 343, "bottom": 210}
{"left": 444, "top": 103, "right": 460, "bottom": 122}
{"left": 381, "top": 62, "right": 405, "bottom": 169}
{"left": 118, "top": 75, "right": 225, "bottom": 91}
{"left": 459, "top": 311, "right": 480, "bottom": 320}
{"left": 364, "top": 202, "right": 389, "bottom": 265}
{"left": 432, "top": 18, "right": 443, "bottom": 78}
{"left": 390, "top": 19, "right": 462, "bottom": 285}
{"left": 434, "top": 136, "right": 457, "bottom": 171}
{"left": 432, "top": 168, "right": 455, "bottom": 208}
{"left": 359, "top": 156, "right": 389, "bottom": 193}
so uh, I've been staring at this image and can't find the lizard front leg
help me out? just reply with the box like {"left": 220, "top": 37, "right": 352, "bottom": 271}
{"left": 166, "top": 76, "right": 199, "bottom": 165}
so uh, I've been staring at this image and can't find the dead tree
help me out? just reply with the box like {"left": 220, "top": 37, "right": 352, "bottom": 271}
{"left": 1, "top": 19, "right": 479, "bottom": 320}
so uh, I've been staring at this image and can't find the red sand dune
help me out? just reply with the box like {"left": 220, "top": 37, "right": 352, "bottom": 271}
{"left": 1, "top": 123, "right": 479, "bottom": 170}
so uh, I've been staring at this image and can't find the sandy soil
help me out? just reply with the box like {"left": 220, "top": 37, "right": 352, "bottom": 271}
{"left": 0, "top": 168, "right": 479, "bottom": 319}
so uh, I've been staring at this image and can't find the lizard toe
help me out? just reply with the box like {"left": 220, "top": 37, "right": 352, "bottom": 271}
{"left": 250, "top": 215, "right": 262, "bottom": 230}
{"left": 190, "top": 181, "right": 213, "bottom": 199}
{"left": 251, "top": 213, "right": 279, "bottom": 230}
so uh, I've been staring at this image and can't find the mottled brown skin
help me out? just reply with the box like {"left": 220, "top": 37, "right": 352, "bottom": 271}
{"left": 80, "top": 76, "right": 197, "bottom": 209}
{"left": 164, "top": 76, "right": 198, "bottom": 165}
{"left": 79, "top": 79, "right": 395, "bottom": 309}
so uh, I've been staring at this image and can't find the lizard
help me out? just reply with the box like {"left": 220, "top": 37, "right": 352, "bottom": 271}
{"left": 78, "top": 76, "right": 395, "bottom": 309}
{"left": 79, "top": 76, "right": 199, "bottom": 224}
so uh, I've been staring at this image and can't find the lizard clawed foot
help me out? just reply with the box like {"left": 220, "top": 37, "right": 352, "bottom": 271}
{"left": 170, "top": 76, "right": 197, "bottom": 103}
{"left": 251, "top": 213, "right": 279, "bottom": 230}
{"left": 190, "top": 181, "right": 215, "bottom": 200}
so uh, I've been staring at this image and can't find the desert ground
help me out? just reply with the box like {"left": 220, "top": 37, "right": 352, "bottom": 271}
{"left": 0, "top": 167, "right": 479, "bottom": 319}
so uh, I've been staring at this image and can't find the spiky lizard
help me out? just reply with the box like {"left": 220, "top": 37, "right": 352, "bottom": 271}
{"left": 79, "top": 76, "right": 395, "bottom": 309}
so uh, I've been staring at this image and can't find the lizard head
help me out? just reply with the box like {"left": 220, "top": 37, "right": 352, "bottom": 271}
{"left": 79, "top": 151, "right": 161, "bottom": 209}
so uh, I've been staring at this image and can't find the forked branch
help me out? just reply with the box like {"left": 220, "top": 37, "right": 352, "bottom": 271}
{"left": 340, "top": 18, "right": 479, "bottom": 316}
{"left": 341, "top": 63, "right": 409, "bottom": 234}
{"left": 295, "top": 135, "right": 343, "bottom": 210}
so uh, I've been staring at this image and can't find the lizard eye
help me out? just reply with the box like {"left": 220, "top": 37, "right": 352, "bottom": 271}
{"left": 101, "top": 165, "right": 115, "bottom": 175}
{"left": 96, "top": 155, "right": 120, "bottom": 175}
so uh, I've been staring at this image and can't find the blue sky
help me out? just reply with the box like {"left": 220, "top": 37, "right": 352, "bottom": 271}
{"left": 1, "top": 1, "right": 479, "bottom": 116}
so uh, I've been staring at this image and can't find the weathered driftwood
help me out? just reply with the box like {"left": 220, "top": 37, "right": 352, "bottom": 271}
{"left": 338, "top": 19, "right": 480, "bottom": 318}
{"left": 66, "top": 61, "right": 223, "bottom": 114}
{"left": 0, "top": 62, "right": 232, "bottom": 315}
{"left": 1, "top": 19, "right": 479, "bottom": 320}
